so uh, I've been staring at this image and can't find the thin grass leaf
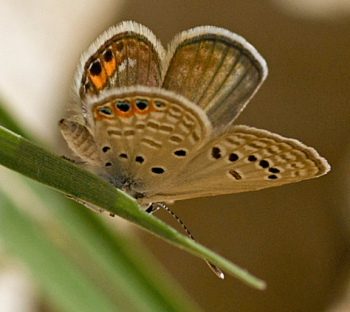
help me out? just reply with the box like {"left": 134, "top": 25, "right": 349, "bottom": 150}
{"left": 0, "top": 125, "right": 266, "bottom": 290}
{"left": 0, "top": 171, "right": 202, "bottom": 312}
{"left": 0, "top": 188, "right": 126, "bottom": 312}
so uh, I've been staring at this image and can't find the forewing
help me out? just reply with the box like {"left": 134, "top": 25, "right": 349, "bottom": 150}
{"left": 144, "top": 125, "right": 330, "bottom": 204}
{"left": 162, "top": 27, "right": 268, "bottom": 127}
{"left": 74, "top": 21, "right": 165, "bottom": 100}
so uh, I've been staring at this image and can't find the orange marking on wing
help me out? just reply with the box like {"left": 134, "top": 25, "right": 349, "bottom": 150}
{"left": 135, "top": 108, "right": 150, "bottom": 115}
{"left": 94, "top": 105, "right": 114, "bottom": 120}
{"left": 89, "top": 68, "right": 108, "bottom": 90}
{"left": 115, "top": 52, "right": 124, "bottom": 68}
{"left": 134, "top": 103, "right": 152, "bottom": 116}
{"left": 103, "top": 57, "right": 116, "bottom": 76}
{"left": 114, "top": 98, "right": 135, "bottom": 118}
{"left": 115, "top": 107, "right": 134, "bottom": 118}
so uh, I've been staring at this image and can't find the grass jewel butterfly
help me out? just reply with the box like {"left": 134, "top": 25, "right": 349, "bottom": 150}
{"left": 60, "top": 21, "right": 330, "bottom": 278}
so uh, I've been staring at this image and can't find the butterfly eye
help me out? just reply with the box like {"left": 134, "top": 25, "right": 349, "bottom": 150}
{"left": 99, "top": 107, "right": 113, "bottom": 115}
{"left": 116, "top": 101, "right": 131, "bottom": 112}
{"left": 135, "top": 99, "right": 149, "bottom": 110}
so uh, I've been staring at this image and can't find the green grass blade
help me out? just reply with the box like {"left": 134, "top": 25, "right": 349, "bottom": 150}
{"left": 0, "top": 126, "right": 266, "bottom": 290}
{"left": 47, "top": 193, "right": 203, "bottom": 312}
{"left": 0, "top": 171, "right": 202, "bottom": 312}
{"left": 0, "top": 188, "right": 125, "bottom": 312}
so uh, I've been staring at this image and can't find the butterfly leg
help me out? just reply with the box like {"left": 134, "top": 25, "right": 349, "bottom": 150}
{"left": 60, "top": 155, "right": 86, "bottom": 164}
{"left": 66, "top": 194, "right": 105, "bottom": 213}
{"left": 145, "top": 203, "right": 160, "bottom": 214}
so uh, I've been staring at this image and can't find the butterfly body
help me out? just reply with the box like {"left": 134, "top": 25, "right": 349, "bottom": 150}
{"left": 60, "top": 21, "right": 330, "bottom": 208}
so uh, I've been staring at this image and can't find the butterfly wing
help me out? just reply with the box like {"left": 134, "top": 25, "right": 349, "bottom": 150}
{"left": 74, "top": 21, "right": 165, "bottom": 100}
{"left": 162, "top": 27, "right": 268, "bottom": 128}
{"left": 61, "top": 22, "right": 330, "bottom": 206}
{"left": 143, "top": 125, "right": 330, "bottom": 204}
{"left": 83, "top": 86, "right": 212, "bottom": 193}
{"left": 59, "top": 118, "right": 101, "bottom": 165}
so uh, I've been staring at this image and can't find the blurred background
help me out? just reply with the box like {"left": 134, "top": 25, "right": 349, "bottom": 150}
{"left": 0, "top": 0, "right": 349, "bottom": 311}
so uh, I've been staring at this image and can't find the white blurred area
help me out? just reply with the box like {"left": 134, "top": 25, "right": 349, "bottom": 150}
{"left": 0, "top": 1, "right": 125, "bottom": 310}
{"left": 0, "top": 262, "right": 38, "bottom": 312}
{"left": 0, "top": 0, "right": 124, "bottom": 145}
{"left": 271, "top": 0, "right": 350, "bottom": 19}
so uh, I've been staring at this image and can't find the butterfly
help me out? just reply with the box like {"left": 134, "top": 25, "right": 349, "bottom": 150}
{"left": 59, "top": 21, "right": 330, "bottom": 279}
{"left": 60, "top": 21, "right": 330, "bottom": 209}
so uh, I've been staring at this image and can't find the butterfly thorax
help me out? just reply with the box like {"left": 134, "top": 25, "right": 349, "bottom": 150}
{"left": 117, "top": 179, "right": 147, "bottom": 203}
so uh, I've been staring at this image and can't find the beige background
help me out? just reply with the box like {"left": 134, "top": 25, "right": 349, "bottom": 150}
{"left": 123, "top": 2, "right": 350, "bottom": 311}
{"left": 0, "top": 1, "right": 349, "bottom": 311}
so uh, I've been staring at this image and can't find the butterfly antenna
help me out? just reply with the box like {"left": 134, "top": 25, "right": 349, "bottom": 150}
{"left": 153, "top": 202, "right": 225, "bottom": 279}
